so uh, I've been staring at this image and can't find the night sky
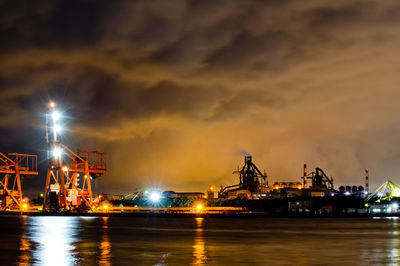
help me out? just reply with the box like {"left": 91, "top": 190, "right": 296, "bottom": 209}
{"left": 1, "top": 0, "right": 400, "bottom": 195}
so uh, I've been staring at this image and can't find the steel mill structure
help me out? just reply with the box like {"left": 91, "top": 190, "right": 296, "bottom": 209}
{"left": 43, "top": 102, "right": 107, "bottom": 211}
{"left": 300, "top": 165, "right": 334, "bottom": 190}
{"left": 219, "top": 155, "right": 268, "bottom": 198}
{"left": 0, "top": 153, "right": 38, "bottom": 211}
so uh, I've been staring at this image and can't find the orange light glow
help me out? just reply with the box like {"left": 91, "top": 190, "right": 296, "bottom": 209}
{"left": 197, "top": 204, "right": 203, "bottom": 210}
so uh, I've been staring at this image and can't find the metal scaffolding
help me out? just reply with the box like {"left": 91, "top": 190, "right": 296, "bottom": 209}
{"left": 0, "top": 152, "right": 38, "bottom": 211}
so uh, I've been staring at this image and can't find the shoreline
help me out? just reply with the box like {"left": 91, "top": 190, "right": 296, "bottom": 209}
{"left": 1, "top": 211, "right": 398, "bottom": 218}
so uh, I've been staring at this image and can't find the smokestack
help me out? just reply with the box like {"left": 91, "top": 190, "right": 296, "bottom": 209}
{"left": 365, "top": 169, "right": 369, "bottom": 193}
{"left": 303, "top": 164, "right": 307, "bottom": 187}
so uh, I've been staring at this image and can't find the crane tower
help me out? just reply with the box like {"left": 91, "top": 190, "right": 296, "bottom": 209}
{"left": 43, "top": 102, "right": 107, "bottom": 212}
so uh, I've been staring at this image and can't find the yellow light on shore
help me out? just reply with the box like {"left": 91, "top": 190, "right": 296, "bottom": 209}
{"left": 197, "top": 204, "right": 203, "bottom": 210}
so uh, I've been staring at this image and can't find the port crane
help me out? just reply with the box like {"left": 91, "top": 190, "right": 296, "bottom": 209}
{"left": 43, "top": 102, "right": 107, "bottom": 211}
{"left": 0, "top": 152, "right": 38, "bottom": 211}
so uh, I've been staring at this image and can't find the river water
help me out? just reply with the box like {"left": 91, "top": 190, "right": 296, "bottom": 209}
{"left": 0, "top": 215, "right": 399, "bottom": 265}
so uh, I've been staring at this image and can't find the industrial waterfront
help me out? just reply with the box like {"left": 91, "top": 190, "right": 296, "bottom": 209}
{"left": 2, "top": 215, "right": 400, "bottom": 265}
{"left": 2, "top": 1, "right": 400, "bottom": 265}
{"left": 0, "top": 102, "right": 399, "bottom": 217}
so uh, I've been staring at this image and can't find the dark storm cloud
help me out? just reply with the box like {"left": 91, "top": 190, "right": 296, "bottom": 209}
{"left": 0, "top": 0, "right": 111, "bottom": 52}
{"left": 1, "top": 0, "right": 400, "bottom": 193}
{"left": 306, "top": 3, "right": 369, "bottom": 29}
{"left": 204, "top": 31, "right": 292, "bottom": 72}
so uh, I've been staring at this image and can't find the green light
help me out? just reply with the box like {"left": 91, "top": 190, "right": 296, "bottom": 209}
{"left": 40, "top": 193, "right": 44, "bottom": 197}
{"left": 366, "top": 180, "right": 400, "bottom": 203}
{"left": 144, "top": 190, "right": 149, "bottom": 194}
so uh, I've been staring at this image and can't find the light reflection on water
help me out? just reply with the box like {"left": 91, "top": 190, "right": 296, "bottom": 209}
{"left": 388, "top": 220, "right": 400, "bottom": 265}
{"left": 18, "top": 216, "right": 112, "bottom": 266}
{"left": 9, "top": 216, "right": 400, "bottom": 265}
{"left": 27, "top": 216, "right": 80, "bottom": 266}
{"left": 18, "top": 216, "right": 30, "bottom": 266}
{"left": 98, "top": 217, "right": 112, "bottom": 266}
{"left": 193, "top": 217, "right": 207, "bottom": 265}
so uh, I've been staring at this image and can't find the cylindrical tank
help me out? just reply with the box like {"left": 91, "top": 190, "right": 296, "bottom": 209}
{"left": 281, "top": 183, "right": 287, "bottom": 188}
{"left": 339, "top": 186, "right": 345, "bottom": 193}
{"left": 289, "top": 182, "right": 296, "bottom": 188}
{"left": 358, "top": 186, "right": 364, "bottom": 192}
{"left": 352, "top": 186, "right": 358, "bottom": 193}
{"left": 345, "top": 186, "right": 351, "bottom": 192}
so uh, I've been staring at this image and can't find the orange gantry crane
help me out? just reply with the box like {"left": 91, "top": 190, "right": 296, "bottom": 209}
{"left": 43, "top": 102, "right": 107, "bottom": 212}
{"left": 0, "top": 152, "right": 38, "bottom": 211}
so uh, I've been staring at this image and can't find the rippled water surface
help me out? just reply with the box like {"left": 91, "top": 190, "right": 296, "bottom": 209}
{"left": 1, "top": 215, "right": 399, "bottom": 265}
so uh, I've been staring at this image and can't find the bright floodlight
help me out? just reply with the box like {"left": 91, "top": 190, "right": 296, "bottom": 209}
{"left": 54, "top": 124, "right": 62, "bottom": 133}
{"left": 392, "top": 203, "right": 399, "bottom": 209}
{"left": 52, "top": 111, "right": 61, "bottom": 122}
{"left": 62, "top": 166, "right": 68, "bottom": 172}
{"left": 149, "top": 191, "right": 161, "bottom": 202}
{"left": 49, "top": 102, "right": 55, "bottom": 108}
{"left": 53, "top": 147, "right": 62, "bottom": 158}
{"left": 344, "top": 191, "right": 350, "bottom": 195}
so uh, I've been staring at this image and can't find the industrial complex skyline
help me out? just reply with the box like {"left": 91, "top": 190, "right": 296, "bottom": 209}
{"left": 1, "top": 0, "right": 400, "bottom": 194}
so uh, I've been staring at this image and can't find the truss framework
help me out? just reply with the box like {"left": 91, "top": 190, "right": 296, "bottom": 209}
{"left": 365, "top": 180, "right": 400, "bottom": 203}
{"left": 0, "top": 152, "right": 38, "bottom": 211}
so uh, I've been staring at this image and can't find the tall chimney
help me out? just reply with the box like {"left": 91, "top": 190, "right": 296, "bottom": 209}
{"left": 365, "top": 169, "right": 369, "bottom": 193}
{"left": 303, "top": 164, "right": 307, "bottom": 187}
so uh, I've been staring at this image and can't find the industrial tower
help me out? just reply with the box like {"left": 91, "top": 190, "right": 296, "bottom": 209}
{"left": 43, "top": 102, "right": 107, "bottom": 211}
{"left": 219, "top": 155, "right": 268, "bottom": 197}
